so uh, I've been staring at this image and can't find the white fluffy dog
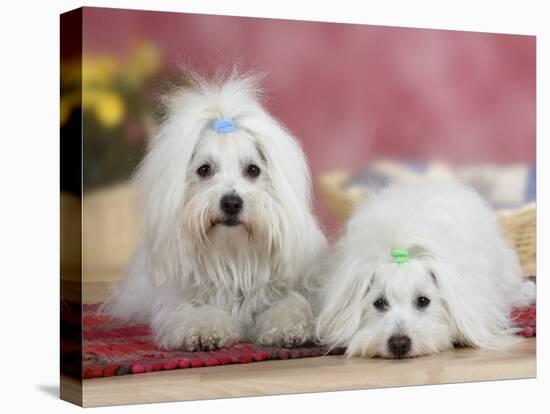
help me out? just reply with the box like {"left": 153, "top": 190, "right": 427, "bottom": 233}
{"left": 105, "top": 72, "right": 326, "bottom": 351}
{"left": 316, "top": 180, "right": 535, "bottom": 358}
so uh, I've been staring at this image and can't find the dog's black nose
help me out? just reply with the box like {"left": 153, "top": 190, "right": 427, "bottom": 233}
{"left": 220, "top": 194, "right": 243, "bottom": 216}
{"left": 388, "top": 335, "right": 411, "bottom": 358}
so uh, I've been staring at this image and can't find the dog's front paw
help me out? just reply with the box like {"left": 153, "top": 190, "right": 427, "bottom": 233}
{"left": 254, "top": 294, "right": 314, "bottom": 348}
{"left": 181, "top": 326, "right": 239, "bottom": 352}
{"left": 256, "top": 321, "right": 313, "bottom": 348}
{"left": 155, "top": 306, "right": 242, "bottom": 351}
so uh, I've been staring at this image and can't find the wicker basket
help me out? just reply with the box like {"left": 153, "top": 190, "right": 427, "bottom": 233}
{"left": 317, "top": 170, "right": 536, "bottom": 275}
{"left": 497, "top": 203, "right": 536, "bottom": 275}
{"left": 317, "top": 170, "right": 363, "bottom": 222}
{"left": 61, "top": 182, "right": 141, "bottom": 303}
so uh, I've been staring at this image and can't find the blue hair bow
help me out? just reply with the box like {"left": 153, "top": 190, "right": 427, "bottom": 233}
{"left": 213, "top": 119, "right": 235, "bottom": 134}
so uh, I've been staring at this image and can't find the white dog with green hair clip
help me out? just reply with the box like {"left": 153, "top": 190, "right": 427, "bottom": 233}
{"left": 316, "top": 180, "right": 535, "bottom": 358}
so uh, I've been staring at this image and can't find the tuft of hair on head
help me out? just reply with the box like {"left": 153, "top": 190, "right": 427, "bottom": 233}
{"left": 157, "top": 67, "right": 266, "bottom": 127}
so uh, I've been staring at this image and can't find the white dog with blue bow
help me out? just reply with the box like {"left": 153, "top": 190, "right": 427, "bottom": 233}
{"left": 104, "top": 72, "right": 326, "bottom": 351}
{"left": 316, "top": 181, "right": 535, "bottom": 358}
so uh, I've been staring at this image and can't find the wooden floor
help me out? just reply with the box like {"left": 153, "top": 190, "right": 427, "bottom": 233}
{"left": 69, "top": 337, "right": 536, "bottom": 407}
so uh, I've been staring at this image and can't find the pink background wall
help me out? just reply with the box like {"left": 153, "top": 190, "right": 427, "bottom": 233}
{"left": 82, "top": 7, "right": 536, "bottom": 235}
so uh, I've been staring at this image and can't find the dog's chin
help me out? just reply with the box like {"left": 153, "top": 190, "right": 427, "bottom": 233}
{"left": 210, "top": 218, "right": 242, "bottom": 228}
{"left": 219, "top": 218, "right": 242, "bottom": 227}
{"left": 387, "top": 353, "right": 415, "bottom": 360}
{"left": 209, "top": 218, "right": 253, "bottom": 235}
{"left": 371, "top": 351, "right": 414, "bottom": 360}
{"left": 365, "top": 346, "right": 419, "bottom": 360}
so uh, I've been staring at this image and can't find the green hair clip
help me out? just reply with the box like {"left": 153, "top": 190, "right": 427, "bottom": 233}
{"left": 391, "top": 248, "right": 409, "bottom": 264}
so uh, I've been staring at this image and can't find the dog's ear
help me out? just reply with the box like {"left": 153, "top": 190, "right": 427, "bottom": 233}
{"left": 428, "top": 258, "right": 520, "bottom": 348}
{"left": 242, "top": 113, "right": 326, "bottom": 274}
{"left": 134, "top": 87, "right": 203, "bottom": 286}
{"left": 254, "top": 121, "right": 312, "bottom": 212}
{"left": 316, "top": 248, "right": 375, "bottom": 348}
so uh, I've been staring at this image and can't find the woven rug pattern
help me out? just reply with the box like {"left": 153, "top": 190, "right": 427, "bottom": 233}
{"left": 74, "top": 303, "right": 536, "bottom": 379}
{"left": 81, "top": 304, "right": 341, "bottom": 379}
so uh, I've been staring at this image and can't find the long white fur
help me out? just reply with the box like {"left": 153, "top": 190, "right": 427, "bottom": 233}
{"left": 103, "top": 71, "right": 326, "bottom": 351}
{"left": 316, "top": 180, "right": 535, "bottom": 358}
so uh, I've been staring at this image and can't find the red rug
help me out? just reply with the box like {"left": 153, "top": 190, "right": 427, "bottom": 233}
{"left": 77, "top": 304, "right": 342, "bottom": 379}
{"left": 65, "top": 303, "right": 535, "bottom": 379}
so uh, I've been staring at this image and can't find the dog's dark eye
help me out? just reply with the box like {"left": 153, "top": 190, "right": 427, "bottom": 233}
{"left": 416, "top": 296, "right": 431, "bottom": 309}
{"left": 245, "top": 164, "right": 261, "bottom": 178}
{"left": 373, "top": 297, "right": 388, "bottom": 311}
{"left": 197, "top": 164, "right": 212, "bottom": 178}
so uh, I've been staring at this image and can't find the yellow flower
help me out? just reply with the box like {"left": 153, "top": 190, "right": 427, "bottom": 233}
{"left": 82, "top": 88, "right": 101, "bottom": 109}
{"left": 82, "top": 55, "right": 119, "bottom": 86}
{"left": 126, "top": 41, "right": 161, "bottom": 84}
{"left": 94, "top": 92, "right": 125, "bottom": 128}
{"left": 60, "top": 96, "right": 72, "bottom": 125}
{"left": 61, "top": 61, "right": 82, "bottom": 87}
{"left": 60, "top": 92, "right": 81, "bottom": 125}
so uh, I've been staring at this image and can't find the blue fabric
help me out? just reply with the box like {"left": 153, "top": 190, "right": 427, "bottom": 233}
{"left": 346, "top": 162, "right": 536, "bottom": 209}
{"left": 525, "top": 165, "right": 536, "bottom": 202}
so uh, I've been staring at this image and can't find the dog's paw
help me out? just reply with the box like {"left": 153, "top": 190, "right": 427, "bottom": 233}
{"left": 256, "top": 321, "right": 313, "bottom": 348}
{"left": 254, "top": 294, "right": 314, "bottom": 348}
{"left": 181, "top": 326, "right": 239, "bottom": 352}
{"left": 155, "top": 306, "right": 242, "bottom": 351}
